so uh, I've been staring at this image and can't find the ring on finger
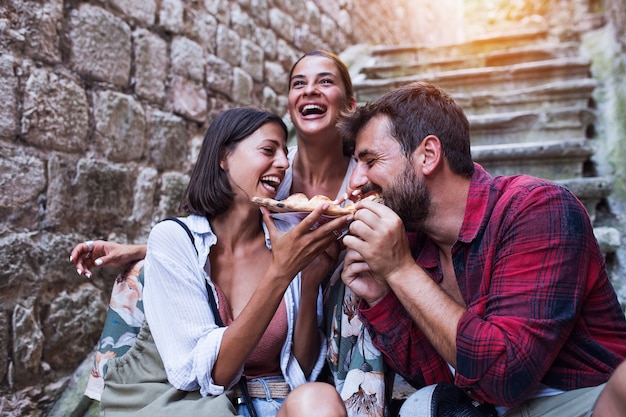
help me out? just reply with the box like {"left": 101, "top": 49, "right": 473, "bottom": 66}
{"left": 85, "top": 240, "right": 94, "bottom": 252}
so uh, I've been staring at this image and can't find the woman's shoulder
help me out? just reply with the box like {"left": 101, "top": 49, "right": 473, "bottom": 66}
{"left": 148, "top": 215, "right": 210, "bottom": 252}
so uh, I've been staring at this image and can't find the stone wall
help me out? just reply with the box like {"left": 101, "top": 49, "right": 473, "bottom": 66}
{"left": 0, "top": 0, "right": 419, "bottom": 414}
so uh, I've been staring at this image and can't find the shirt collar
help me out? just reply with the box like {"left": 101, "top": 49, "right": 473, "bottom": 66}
{"left": 457, "top": 163, "right": 492, "bottom": 244}
{"left": 186, "top": 214, "right": 271, "bottom": 250}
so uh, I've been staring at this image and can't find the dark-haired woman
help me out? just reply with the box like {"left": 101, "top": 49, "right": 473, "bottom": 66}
{"left": 98, "top": 107, "right": 347, "bottom": 417}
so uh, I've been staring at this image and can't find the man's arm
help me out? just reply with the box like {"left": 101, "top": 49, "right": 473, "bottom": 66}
{"left": 341, "top": 202, "right": 461, "bottom": 384}
{"left": 358, "top": 289, "right": 455, "bottom": 388}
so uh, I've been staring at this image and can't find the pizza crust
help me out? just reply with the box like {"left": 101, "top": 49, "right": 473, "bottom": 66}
{"left": 252, "top": 192, "right": 382, "bottom": 216}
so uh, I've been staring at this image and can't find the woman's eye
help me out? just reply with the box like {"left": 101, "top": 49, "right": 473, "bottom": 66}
{"left": 291, "top": 80, "right": 304, "bottom": 88}
{"left": 320, "top": 78, "right": 334, "bottom": 85}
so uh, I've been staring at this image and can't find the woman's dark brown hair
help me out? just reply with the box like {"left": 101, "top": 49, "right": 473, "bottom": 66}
{"left": 179, "top": 107, "right": 288, "bottom": 218}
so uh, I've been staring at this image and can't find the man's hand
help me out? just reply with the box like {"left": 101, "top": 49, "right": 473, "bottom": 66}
{"left": 301, "top": 240, "right": 341, "bottom": 291}
{"left": 341, "top": 200, "right": 414, "bottom": 303}
{"left": 341, "top": 247, "right": 389, "bottom": 306}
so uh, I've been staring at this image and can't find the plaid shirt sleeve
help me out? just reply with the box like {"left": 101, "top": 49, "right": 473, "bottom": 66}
{"left": 359, "top": 290, "right": 454, "bottom": 388}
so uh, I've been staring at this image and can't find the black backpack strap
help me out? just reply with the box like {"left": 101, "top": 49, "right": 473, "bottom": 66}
{"left": 162, "top": 217, "right": 197, "bottom": 255}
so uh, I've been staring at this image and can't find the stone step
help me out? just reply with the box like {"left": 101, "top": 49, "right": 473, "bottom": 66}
{"left": 354, "top": 57, "right": 592, "bottom": 102}
{"left": 363, "top": 42, "right": 581, "bottom": 80}
{"left": 468, "top": 107, "right": 595, "bottom": 145}
{"left": 472, "top": 139, "right": 593, "bottom": 180}
{"left": 556, "top": 176, "right": 613, "bottom": 223}
{"left": 453, "top": 78, "right": 597, "bottom": 115}
{"left": 370, "top": 28, "right": 550, "bottom": 66}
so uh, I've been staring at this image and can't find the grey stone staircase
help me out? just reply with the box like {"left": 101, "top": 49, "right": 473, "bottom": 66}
{"left": 345, "top": 28, "right": 617, "bottom": 249}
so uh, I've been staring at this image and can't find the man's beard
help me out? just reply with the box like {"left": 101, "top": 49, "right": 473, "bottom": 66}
{"left": 382, "top": 160, "right": 431, "bottom": 232}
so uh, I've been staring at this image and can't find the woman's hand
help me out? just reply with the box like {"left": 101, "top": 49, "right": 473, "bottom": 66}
{"left": 261, "top": 205, "right": 351, "bottom": 282}
{"left": 69, "top": 240, "right": 147, "bottom": 278}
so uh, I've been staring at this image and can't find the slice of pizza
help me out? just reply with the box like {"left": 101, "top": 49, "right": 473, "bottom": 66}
{"left": 252, "top": 192, "right": 382, "bottom": 216}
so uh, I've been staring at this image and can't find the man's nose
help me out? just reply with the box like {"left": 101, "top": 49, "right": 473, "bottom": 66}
{"left": 348, "top": 165, "right": 368, "bottom": 194}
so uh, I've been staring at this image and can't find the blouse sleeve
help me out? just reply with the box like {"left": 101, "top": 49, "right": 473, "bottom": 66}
{"left": 143, "top": 220, "right": 237, "bottom": 396}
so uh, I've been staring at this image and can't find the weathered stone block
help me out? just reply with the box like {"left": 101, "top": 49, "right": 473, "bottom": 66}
{"left": 21, "top": 0, "right": 63, "bottom": 64}
{"left": 171, "top": 36, "right": 206, "bottom": 82}
{"left": 264, "top": 60, "right": 288, "bottom": 95}
{"left": 206, "top": 54, "right": 234, "bottom": 96}
{"left": 248, "top": 0, "right": 269, "bottom": 25}
{"left": 93, "top": 90, "right": 146, "bottom": 162}
{"left": 148, "top": 111, "right": 188, "bottom": 170}
{"left": 130, "top": 167, "right": 158, "bottom": 227}
{"left": 68, "top": 4, "right": 131, "bottom": 86}
{"left": 262, "top": 85, "right": 280, "bottom": 115}
{"left": 0, "top": 54, "right": 18, "bottom": 138}
{"left": 231, "top": 5, "right": 256, "bottom": 40}
{"left": 58, "top": 157, "right": 135, "bottom": 235}
{"left": 594, "top": 226, "right": 622, "bottom": 254}
{"left": 269, "top": 8, "right": 294, "bottom": 42}
{"left": 233, "top": 67, "right": 253, "bottom": 104}
{"left": 42, "top": 286, "right": 107, "bottom": 369}
{"left": 159, "top": 0, "right": 184, "bottom": 33}
{"left": 0, "top": 142, "right": 46, "bottom": 217}
{"left": 155, "top": 172, "right": 190, "bottom": 221}
{"left": 171, "top": 75, "right": 208, "bottom": 122}
{"left": 320, "top": 14, "right": 338, "bottom": 45}
{"left": 0, "top": 312, "right": 8, "bottom": 385}
{"left": 109, "top": 0, "right": 156, "bottom": 25}
{"left": 188, "top": 9, "right": 218, "bottom": 53}
{"left": 315, "top": 0, "right": 342, "bottom": 19}
{"left": 294, "top": 23, "right": 325, "bottom": 53}
{"left": 241, "top": 40, "right": 265, "bottom": 82}
{"left": 305, "top": 1, "right": 321, "bottom": 35}
{"left": 0, "top": 235, "right": 41, "bottom": 299}
{"left": 274, "top": 0, "right": 306, "bottom": 22}
{"left": 204, "top": 0, "right": 231, "bottom": 23}
{"left": 12, "top": 303, "right": 44, "bottom": 385}
{"left": 133, "top": 29, "right": 168, "bottom": 104}
{"left": 217, "top": 25, "right": 242, "bottom": 66}
{"left": 255, "top": 27, "right": 278, "bottom": 60}
{"left": 276, "top": 39, "right": 299, "bottom": 71}
{"left": 22, "top": 68, "right": 88, "bottom": 152}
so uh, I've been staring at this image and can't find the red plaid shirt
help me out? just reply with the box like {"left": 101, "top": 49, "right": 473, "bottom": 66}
{"left": 359, "top": 164, "right": 626, "bottom": 407}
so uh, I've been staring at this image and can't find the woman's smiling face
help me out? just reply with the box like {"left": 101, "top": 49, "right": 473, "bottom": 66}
{"left": 220, "top": 121, "right": 289, "bottom": 202}
{"left": 288, "top": 55, "right": 353, "bottom": 138}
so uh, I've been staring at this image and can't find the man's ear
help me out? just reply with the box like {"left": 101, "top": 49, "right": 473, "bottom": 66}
{"left": 416, "top": 135, "right": 443, "bottom": 175}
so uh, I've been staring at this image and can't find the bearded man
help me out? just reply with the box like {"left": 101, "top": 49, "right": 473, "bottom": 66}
{"left": 338, "top": 81, "right": 626, "bottom": 417}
